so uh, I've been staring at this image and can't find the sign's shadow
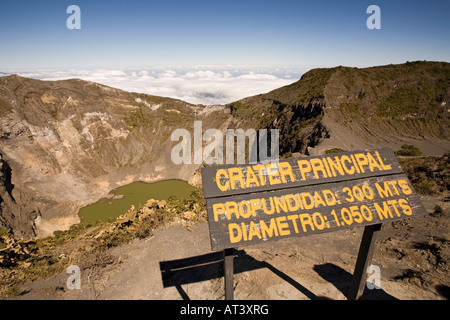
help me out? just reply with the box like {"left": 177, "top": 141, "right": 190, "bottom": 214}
{"left": 159, "top": 249, "right": 321, "bottom": 300}
{"left": 160, "top": 251, "right": 399, "bottom": 300}
{"left": 314, "top": 263, "right": 398, "bottom": 300}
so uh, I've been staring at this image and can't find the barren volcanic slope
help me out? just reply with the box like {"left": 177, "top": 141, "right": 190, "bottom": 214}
{"left": 0, "top": 75, "right": 231, "bottom": 238}
{"left": 0, "top": 61, "right": 449, "bottom": 239}
{"left": 228, "top": 61, "right": 450, "bottom": 155}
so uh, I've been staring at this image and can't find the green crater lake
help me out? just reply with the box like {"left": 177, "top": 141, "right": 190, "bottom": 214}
{"left": 78, "top": 180, "right": 196, "bottom": 224}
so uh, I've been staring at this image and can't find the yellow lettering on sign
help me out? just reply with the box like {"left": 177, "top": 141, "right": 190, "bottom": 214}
{"left": 229, "top": 223, "right": 242, "bottom": 243}
{"left": 252, "top": 164, "right": 267, "bottom": 186}
{"left": 375, "top": 182, "right": 393, "bottom": 198}
{"left": 313, "top": 191, "right": 326, "bottom": 208}
{"left": 279, "top": 162, "right": 295, "bottom": 183}
{"left": 260, "top": 218, "right": 278, "bottom": 238}
{"left": 262, "top": 197, "right": 275, "bottom": 215}
{"left": 350, "top": 154, "right": 361, "bottom": 173}
{"left": 250, "top": 199, "right": 262, "bottom": 217}
{"left": 354, "top": 153, "right": 369, "bottom": 173}
{"left": 398, "top": 199, "right": 412, "bottom": 215}
{"left": 312, "top": 212, "right": 326, "bottom": 230}
{"left": 387, "top": 181, "right": 400, "bottom": 195}
{"left": 323, "top": 189, "right": 337, "bottom": 206}
{"left": 245, "top": 167, "right": 260, "bottom": 188}
{"left": 301, "top": 192, "right": 314, "bottom": 210}
{"left": 239, "top": 201, "right": 251, "bottom": 219}
{"left": 367, "top": 153, "right": 382, "bottom": 172}
{"left": 374, "top": 201, "right": 393, "bottom": 220}
{"left": 322, "top": 157, "right": 332, "bottom": 177}
{"left": 213, "top": 203, "right": 225, "bottom": 221}
{"left": 296, "top": 193, "right": 304, "bottom": 210}
{"left": 248, "top": 221, "right": 262, "bottom": 241}
{"left": 376, "top": 151, "right": 392, "bottom": 170}
{"left": 299, "top": 213, "right": 315, "bottom": 232}
{"left": 276, "top": 216, "right": 290, "bottom": 236}
{"left": 216, "top": 169, "right": 229, "bottom": 192}
{"left": 310, "top": 158, "right": 327, "bottom": 179}
{"left": 229, "top": 167, "right": 244, "bottom": 190}
{"left": 274, "top": 196, "right": 288, "bottom": 213}
{"left": 226, "top": 201, "right": 239, "bottom": 220}
{"left": 341, "top": 155, "right": 356, "bottom": 175}
{"left": 216, "top": 151, "right": 395, "bottom": 196}
{"left": 241, "top": 222, "right": 248, "bottom": 241}
{"left": 398, "top": 180, "right": 412, "bottom": 195}
{"left": 297, "top": 160, "right": 312, "bottom": 180}
{"left": 285, "top": 194, "right": 299, "bottom": 212}
{"left": 287, "top": 215, "right": 300, "bottom": 233}
{"left": 387, "top": 200, "right": 401, "bottom": 217}
{"left": 266, "top": 163, "right": 281, "bottom": 185}
{"left": 327, "top": 156, "right": 345, "bottom": 177}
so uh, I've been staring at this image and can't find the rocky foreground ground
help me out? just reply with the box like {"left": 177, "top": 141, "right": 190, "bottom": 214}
{"left": 1, "top": 192, "right": 448, "bottom": 300}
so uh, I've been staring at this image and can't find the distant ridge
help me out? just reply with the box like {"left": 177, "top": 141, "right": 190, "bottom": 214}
{"left": 227, "top": 61, "right": 449, "bottom": 155}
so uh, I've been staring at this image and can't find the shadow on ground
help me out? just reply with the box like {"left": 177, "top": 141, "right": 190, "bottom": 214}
{"left": 160, "top": 249, "right": 322, "bottom": 300}
{"left": 160, "top": 250, "right": 397, "bottom": 300}
{"left": 313, "top": 263, "right": 398, "bottom": 300}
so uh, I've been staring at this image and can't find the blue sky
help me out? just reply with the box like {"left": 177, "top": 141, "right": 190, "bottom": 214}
{"left": 0, "top": 0, "right": 449, "bottom": 105}
{"left": 1, "top": 0, "right": 449, "bottom": 69}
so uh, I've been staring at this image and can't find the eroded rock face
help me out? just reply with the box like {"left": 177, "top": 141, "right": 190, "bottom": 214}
{"left": 0, "top": 75, "right": 231, "bottom": 238}
{"left": 0, "top": 153, "right": 40, "bottom": 238}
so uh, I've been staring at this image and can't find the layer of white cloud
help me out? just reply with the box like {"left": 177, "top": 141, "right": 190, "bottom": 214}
{"left": 3, "top": 65, "right": 310, "bottom": 105}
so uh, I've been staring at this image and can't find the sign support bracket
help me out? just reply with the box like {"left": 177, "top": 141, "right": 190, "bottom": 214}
{"left": 348, "top": 223, "right": 382, "bottom": 300}
{"left": 223, "top": 248, "right": 234, "bottom": 300}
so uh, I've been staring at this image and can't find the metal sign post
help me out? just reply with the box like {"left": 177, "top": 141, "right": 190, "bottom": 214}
{"left": 348, "top": 223, "right": 382, "bottom": 300}
{"left": 223, "top": 248, "right": 234, "bottom": 300}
